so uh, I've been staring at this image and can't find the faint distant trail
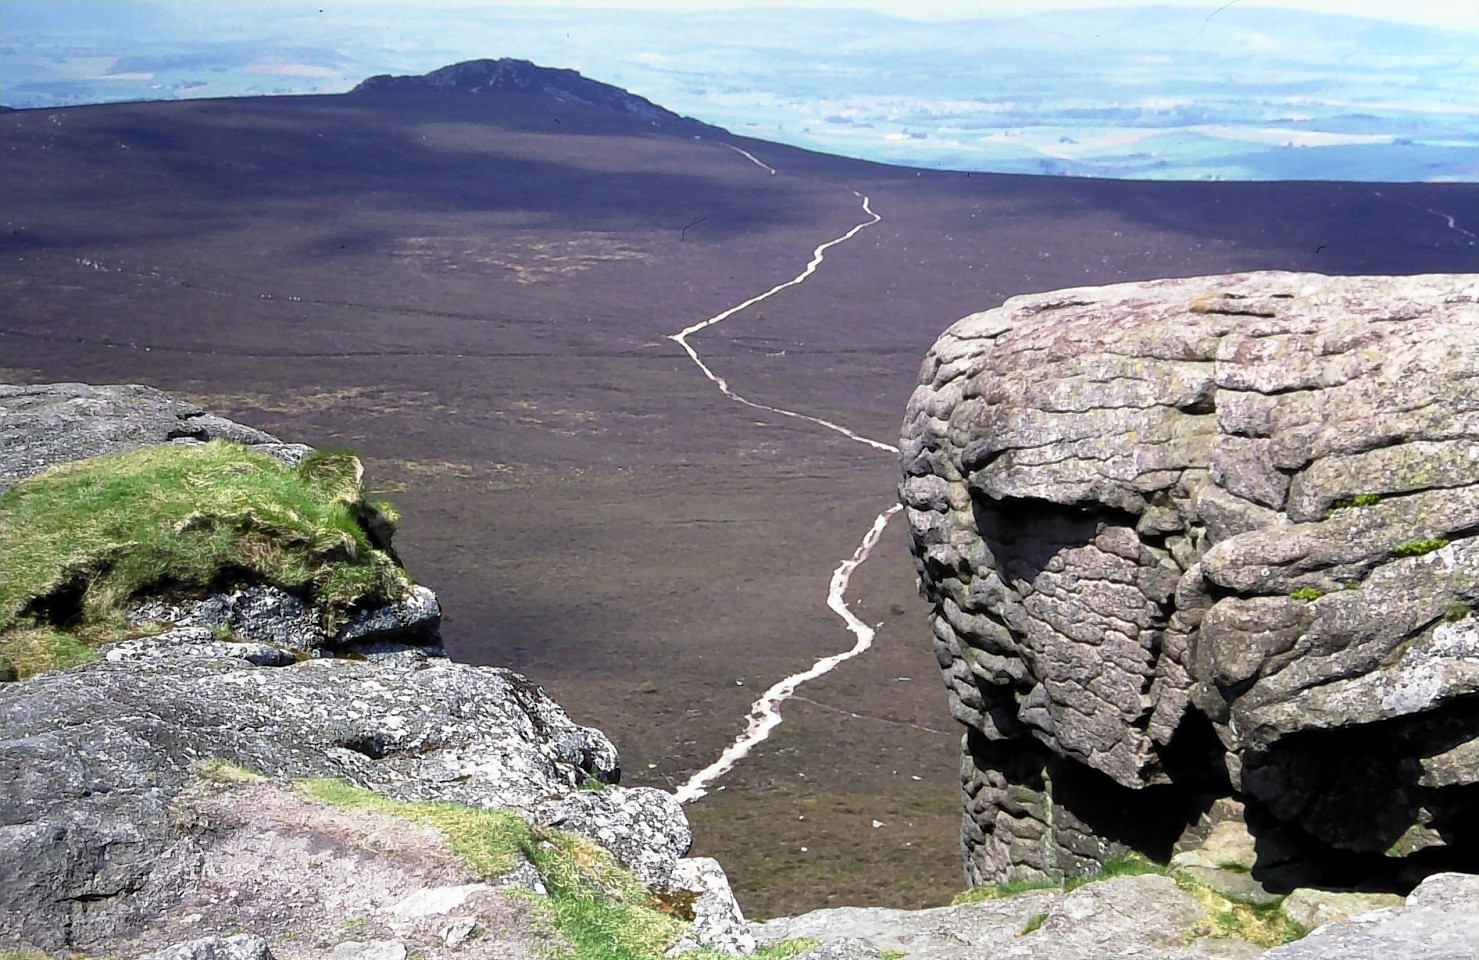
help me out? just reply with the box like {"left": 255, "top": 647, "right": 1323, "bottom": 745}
{"left": 1374, "top": 189, "right": 1478, "bottom": 244}
{"left": 721, "top": 142, "right": 778, "bottom": 175}
{"left": 669, "top": 154, "right": 902, "bottom": 804}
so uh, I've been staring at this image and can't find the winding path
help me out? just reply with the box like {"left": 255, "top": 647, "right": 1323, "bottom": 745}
{"left": 1374, "top": 189, "right": 1478, "bottom": 245}
{"left": 669, "top": 147, "right": 901, "bottom": 804}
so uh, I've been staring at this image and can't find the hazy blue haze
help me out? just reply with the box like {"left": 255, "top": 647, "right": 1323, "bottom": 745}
{"left": 2, "top": 1, "right": 1475, "bottom": 181}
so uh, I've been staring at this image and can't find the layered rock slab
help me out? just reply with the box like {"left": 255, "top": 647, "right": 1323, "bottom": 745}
{"left": 899, "top": 272, "right": 1479, "bottom": 887}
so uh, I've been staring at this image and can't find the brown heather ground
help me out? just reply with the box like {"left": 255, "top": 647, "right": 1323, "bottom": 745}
{"left": 2, "top": 89, "right": 1474, "bottom": 917}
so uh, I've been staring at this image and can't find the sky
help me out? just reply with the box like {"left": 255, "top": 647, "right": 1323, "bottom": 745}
{"left": 202, "top": 0, "right": 1472, "bottom": 29}
{"left": 4, "top": 1, "right": 1477, "bottom": 181}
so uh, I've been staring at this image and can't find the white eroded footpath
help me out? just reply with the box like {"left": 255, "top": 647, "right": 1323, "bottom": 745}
{"left": 670, "top": 146, "right": 901, "bottom": 804}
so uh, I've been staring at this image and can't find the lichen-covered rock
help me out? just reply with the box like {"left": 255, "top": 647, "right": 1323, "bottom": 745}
{"left": 664, "top": 857, "right": 757, "bottom": 956}
{"left": 1278, "top": 888, "right": 1405, "bottom": 933}
{"left": 0, "top": 382, "right": 309, "bottom": 492}
{"left": 0, "top": 383, "right": 752, "bottom": 958}
{"left": 139, "top": 935, "right": 275, "bottom": 960}
{"left": 754, "top": 875, "right": 1263, "bottom": 960}
{"left": 900, "top": 272, "right": 1479, "bottom": 888}
{"left": 1263, "top": 872, "right": 1479, "bottom": 959}
{"left": 128, "top": 583, "right": 445, "bottom": 658}
{"left": 0, "top": 652, "right": 622, "bottom": 951}
{"left": 533, "top": 787, "right": 691, "bottom": 888}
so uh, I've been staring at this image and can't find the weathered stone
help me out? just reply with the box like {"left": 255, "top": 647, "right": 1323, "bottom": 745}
{"left": 788, "top": 939, "right": 887, "bottom": 960}
{"left": 103, "top": 627, "right": 299, "bottom": 668}
{"left": 0, "top": 382, "right": 309, "bottom": 493}
{"left": 138, "top": 935, "right": 275, "bottom": 960}
{"left": 1279, "top": 888, "right": 1405, "bottom": 932}
{"left": 1, "top": 383, "right": 747, "bottom": 958}
{"left": 752, "top": 890, "right": 1063, "bottom": 960}
{"left": 126, "top": 583, "right": 443, "bottom": 657}
{"left": 756, "top": 874, "right": 1261, "bottom": 960}
{"left": 664, "top": 857, "right": 756, "bottom": 956}
{"left": 533, "top": 787, "right": 692, "bottom": 889}
{"left": 1263, "top": 873, "right": 1479, "bottom": 959}
{"left": 0, "top": 653, "right": 633, "bottom": 951}
{"left": 1172, "top": 816, "right": 1259, "bottom": 873}
{"left": 327, "top": 943, "right": 408, "bottom": 960}
{"left": 901, "top": 273, "right": 1479, "bottom": 888}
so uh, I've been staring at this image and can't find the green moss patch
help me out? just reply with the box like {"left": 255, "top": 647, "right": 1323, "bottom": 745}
{"left": 1173, "top": 873, "right": 1306, "bottom": 947}
{"left": 300, "top": 779, "right": 815, "bottom": 960}
{"left": 952, "top": 855, "right": 1305, "bottom": 949}
{"left": 0, "top": 440, "right": 405, "bottom": 679}
{"left": 1394, "top": 538, "right": 1450, "bottom": 557}
{"left": 953, "top": 853, "right": 1165, "bottom": 906}
{"left": 305, "top": 778, "right": 682, "bottom": 959}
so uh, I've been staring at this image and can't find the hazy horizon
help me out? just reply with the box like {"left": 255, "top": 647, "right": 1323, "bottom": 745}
{"left": 3, "top": 1, "right": 1476, "bottom": 182}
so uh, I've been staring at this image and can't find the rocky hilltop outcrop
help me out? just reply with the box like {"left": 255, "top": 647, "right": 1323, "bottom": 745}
{"left": 0, "top": 383, "right": 751, "bottom": 959}
{"left": 351, "top": 58, "right": 706, "bottom": 131}
{"left": 900, "top": 272, "right": 1479, "bottom": 895}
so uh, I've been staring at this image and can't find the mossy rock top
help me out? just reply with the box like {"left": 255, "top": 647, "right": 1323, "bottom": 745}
{"left": 0, "top": 439, "right": 404, "bottom": 679}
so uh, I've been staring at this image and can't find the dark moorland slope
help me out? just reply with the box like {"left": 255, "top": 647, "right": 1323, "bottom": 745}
{"left": 2, "top": 68, "right": 1475, "bottom": 915}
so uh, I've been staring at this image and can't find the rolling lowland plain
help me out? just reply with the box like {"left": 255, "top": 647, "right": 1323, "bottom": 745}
{"left": 2, "top": 86, "right": 1476, "bottom": 918}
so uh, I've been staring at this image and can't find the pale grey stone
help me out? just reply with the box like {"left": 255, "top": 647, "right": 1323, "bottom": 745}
{"left": 327, "top": 942, "right": 407, "bottom": 960}
{"left": 900, "top": 272, "right": 1479, "bottom": 887}
{"left": 1264, "top": 873, "right": 1479, "bottom": 960}
{"left": 663, "top": 857, "right": 754, "bottom": 956}
{"left": 137, "top": 935, "right": 273, "bottom": 960}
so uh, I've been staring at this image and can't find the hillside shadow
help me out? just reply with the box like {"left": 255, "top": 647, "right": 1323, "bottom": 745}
{"left": 5, "top": 95, "right": 821, "bottom": 245}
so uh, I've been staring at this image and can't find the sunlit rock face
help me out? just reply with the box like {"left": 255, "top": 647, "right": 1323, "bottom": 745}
{"left": 900, "top": 272, "right": 1479, "bottom": 889}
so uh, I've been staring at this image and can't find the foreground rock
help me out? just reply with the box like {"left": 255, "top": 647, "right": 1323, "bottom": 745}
{"left": 1265, "top": 872, "right": 1479, "bottom": 960}
{"left": 759, "top": 871, "right": 1479, "bottom": 960}
{"left": 900, "top": 272, "right": 1479, "bottom": 890}
{"left": 0, "top": 381, "right": 309, "bottom": 492}
{"left": 0, "top": 384, "right": 752, "bottom": 957}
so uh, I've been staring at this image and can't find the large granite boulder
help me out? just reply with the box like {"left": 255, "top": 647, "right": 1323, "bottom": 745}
{"left": 900, "top": 272, "right": 1479, "bottom": 889}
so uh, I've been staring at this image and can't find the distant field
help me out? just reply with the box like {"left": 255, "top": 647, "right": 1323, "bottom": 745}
{"left": 2, "top": 89, "right": 1475, "bottom": 916}
{"left": 5, "top": 4, "right": 1476, "bottom": 181}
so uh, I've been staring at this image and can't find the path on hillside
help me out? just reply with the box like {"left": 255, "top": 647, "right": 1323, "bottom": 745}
{"left": 1374, "top": 189, "right": 1478, "bottom": 244}
{"left": 669, "top": 147, "right": 900, "bottom": 805}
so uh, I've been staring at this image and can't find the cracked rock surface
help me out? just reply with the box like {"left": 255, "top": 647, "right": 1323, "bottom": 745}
{"left": 900, "top": 272, "right": 1479, "bottom": 887}
{"left": 0, "top": 382, "right": 310, "bottom": 492}
{"left": 0, "top": 385, "right": 752, "bottom": 957}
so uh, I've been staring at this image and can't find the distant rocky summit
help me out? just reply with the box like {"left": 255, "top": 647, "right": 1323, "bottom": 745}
{"left": 900, "top": 272, "right": 1479, "bottom": 898}
{"left": 0, "top": 383, "right": 752, "bottom": 959}
{"left": 351, "top": 58, "right": 706, "bottom": 132}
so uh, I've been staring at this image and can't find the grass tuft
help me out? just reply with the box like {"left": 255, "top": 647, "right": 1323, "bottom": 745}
{"left": 1394, "top": 538, "right": 1450, "bottom": 557}
{"left": 1018, "top": 912, "right": 1049, "bottom": 936}
{"left": 1290, "top": 586, "right": 1323, "bottom": 602}
{"left": 1442, "top": 603, "right": 1474, "bottom": 623}
{"left": 303, "top": 779, "right": 740, "bottom": 960}
{"left": 951, "top": 876, "right": 1062, "bottom": 905}
{"left": 302, "top": 778, "right": 532, "bottom": 879}
{"left": 1064, "top": 853, "right": 1164, "bottom": 891}
{"left": 957, "top": 852, "right": 1167, "bottom": 905}
{"left": 0, "top": 441, "right": 405, "bottom": 679}
{"left": 1173, "top": 873, "right": 1305, "bottom": 947}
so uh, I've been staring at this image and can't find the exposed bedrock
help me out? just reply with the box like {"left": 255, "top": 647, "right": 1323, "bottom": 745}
{"left": 0, "top": 384, "right": 754, "bottom": 956}
{"left": 899, "top": 271, "right": 1479, "bottom": 890}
